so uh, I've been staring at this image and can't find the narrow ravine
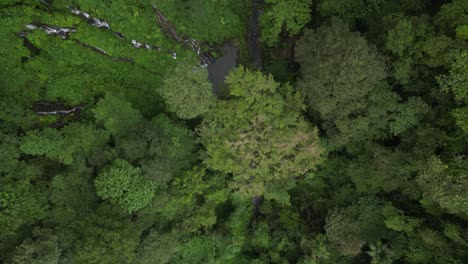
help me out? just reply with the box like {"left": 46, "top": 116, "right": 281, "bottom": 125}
{"left": 248, "top": 0, "right": 264, "bottom": 69}
{"left": 18, "top": 3, "right": 225, "bottom": 115}
{"left": 19, "top": 4, "right": 219, "bottom": 68}
{"left": 207, "top": 0, "right": 264, "bottom": 96}
{"left": 21, "top": 2, "right": 263, "bottom": 114}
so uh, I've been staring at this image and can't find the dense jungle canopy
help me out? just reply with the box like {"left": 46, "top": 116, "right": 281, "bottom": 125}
{"left": 0, "top": 0, "right": 467, "bottom": 263}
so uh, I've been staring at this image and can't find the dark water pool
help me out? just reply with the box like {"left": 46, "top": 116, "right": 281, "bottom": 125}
{"left": 208, "top": 42, "right": 239, "bottom": 96}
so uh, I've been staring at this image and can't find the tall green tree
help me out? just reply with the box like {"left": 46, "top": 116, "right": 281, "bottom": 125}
{"left": 297, "top": 18, "right": 428, "bottom": 150}
{"left": 199, "top": 67, "right": 323, "bottom": 204}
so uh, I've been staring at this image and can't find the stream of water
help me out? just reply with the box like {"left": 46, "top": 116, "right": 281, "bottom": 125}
{"left": 20, "top": 2, "right": 254, "bottom": 113}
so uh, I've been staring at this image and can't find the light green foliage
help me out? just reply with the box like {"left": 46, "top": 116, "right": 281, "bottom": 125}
{"left": 456, "top": 25, "right": 468, "bottom": 39}
{"left": 389, "top": 97, "right": 429, "bottom": 135}
{"left": 20, "top": 124, "right": 108, "bottom": 165}
{"left": 156, "top": 0, "right": 248, "bottom": 43}
{"left": 366, "top": 240, "right": 395, "bottom": 264}
{"left": 2, "top": 1, "right": 170, "bottom": 114}
{"left": 20, "top": 128, "right": 73, "bottom": 164}
{"left": 452, "top": 107, "right": 468, "bottom": 134}
{"left": 0, "top": 7, "right": 41, "bottom": 129}
{"left": 172, "top": 166, "right": 229, "bottom": 232}
{"left": 11, "top": 228, "right": 60, "bottom": 264}
{"left": 385, "top": 15, "right": 420, "bottom": 84}
{"left": 435, "top": 0, "right": 468, "bottom": 35}
{"left": 94, "top": 94, "right": 143, "bottom": 137}
{"left": 199, "top": 67, "right": 323, "bottom": 203}
{"left": 417, "top": 156, "right": 468, "bottom": 216}
{"left": 50, "top": 0, "right": 186, "bottom": 68}
{"left": 227, "top": 197, "right": 253, "bottom": 251}
{"left": 385, "top": 14, "right": 452, "bottom": 84}
{"left": 174, "top": 167, "right": 228, "bottom": 205}
{"left": 172, "top": 235, "right": 231, "bottom": 264}
{"left": 325, "top": 197, "right": 387, "bottom": 256}
{"left": 437, "top": 50, "right": 468, "bottom": 134}
{"left": 260, "top": 0, "right": 312, "bottom": 46}
{"left": 301, "top": 234, "right": 332, "bottom": 264}
{"left": 382, "top": 204, "right": 421, "bottom": 234}
{"left": 161, "top": 62, "right": 215, "bottom": 119}
{"left": 443, "top": 223, "right": 466, "bottom": 245}
{"left": 72, "top": 205, "right": 140, "bottom": 264}
{"left": 75, "top": 0, "right": 168, "bottom": 44}
{"left": 246, "top": 218, "right": 301, "bottom": 263}
{"left": 95, "top": 159, "right": 155, "bottom": 213}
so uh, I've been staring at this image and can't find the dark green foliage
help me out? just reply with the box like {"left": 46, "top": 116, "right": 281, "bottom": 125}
{"left": 133, "top": 229, "right": 179, "bottom": 264}
{"left": 117, "top": 115, "right": 196, "bottom": 183}
{"left": 296, "top": 18, "right": 427, "bottom": 150}
{"left": 317, "top": 0, "right": 389, "bottom": 23}
{"left": 72, "top": 205, "right": 141, "bottom": 264}
{"left": 0, "top": 133, "right": 48, "bottom": 254}
{"left": 347, "top": 143, "right": 418, "bottom": 195}
{"left": 11, "top": 228, "right": 61, "bottom": 264}
{"left": 47, "top": 170, "right": 98, "bottom": 252}
{"left": 325, "top": 197, "right": 387, "bottom": 256}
